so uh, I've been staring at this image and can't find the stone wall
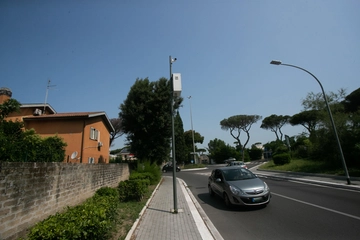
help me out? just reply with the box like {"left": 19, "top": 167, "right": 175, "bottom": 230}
{"left": 0, "top": 162, "right": 130, "bottom": 240}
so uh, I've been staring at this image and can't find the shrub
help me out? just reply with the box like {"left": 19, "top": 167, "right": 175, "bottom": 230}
{"left": 118, "top": 179, "right": 150, "bottom": 202}
{"left": 27, "top": 195, "right": 118, "bottom": 239}
{"left": 130, "top": 172, "right": 158, "bottom": 185}
{"left": 134, "top": 160, "right": 161, "bottom": 183}
{"left": 273, "top": 153, "right": 291, "bottom": 165}
{"left": 95, "top": 186, "right": 119, "bottom": 198}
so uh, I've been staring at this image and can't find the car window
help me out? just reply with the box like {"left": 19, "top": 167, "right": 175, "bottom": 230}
{"left": 222, "top": 168, "right": 255, "bottom": 181}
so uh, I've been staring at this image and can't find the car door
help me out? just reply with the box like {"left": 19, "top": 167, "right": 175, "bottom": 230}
{"left": 212, "top": 169, "right": 225, "bottom": 195}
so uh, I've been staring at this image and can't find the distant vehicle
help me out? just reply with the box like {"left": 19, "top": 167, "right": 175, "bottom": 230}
{"left": 208, "top": 166, "right": 271, "bottom": 207}
{"left": 162, "top": 164, "right": 180, "bottom": 172}
{"left": 226, "top": 161, "right": 248, "bottom": 169}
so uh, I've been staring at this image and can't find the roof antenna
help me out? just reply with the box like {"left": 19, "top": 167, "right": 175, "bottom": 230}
{"left": 44, "top": 79, "right": 56, "bottom": 113}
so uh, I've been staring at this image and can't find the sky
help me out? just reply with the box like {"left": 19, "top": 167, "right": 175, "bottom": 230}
{"left": 1, "top": 0, "right": 359, "bottom": 152}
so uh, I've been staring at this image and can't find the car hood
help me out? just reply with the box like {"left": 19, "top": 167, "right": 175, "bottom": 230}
{"left": 228, "top": 178, "right": 265, "bottom": 191}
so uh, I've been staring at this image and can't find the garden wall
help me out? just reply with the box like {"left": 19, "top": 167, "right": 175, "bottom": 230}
{"left": 0, "top": 162, "right": 130, "bottom": 240}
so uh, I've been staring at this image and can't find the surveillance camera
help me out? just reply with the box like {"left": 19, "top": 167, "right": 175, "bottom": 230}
{"left": 174, "top": 58, "right": 177, "bottom": 61}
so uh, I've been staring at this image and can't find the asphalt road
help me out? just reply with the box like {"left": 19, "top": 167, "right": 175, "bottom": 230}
{"left": 166, "top": 165, "right": 360, "bottom": 240}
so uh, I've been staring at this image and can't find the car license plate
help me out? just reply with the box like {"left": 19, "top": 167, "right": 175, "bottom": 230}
{"left": 251, "top": 197, "right": 263, "bottom": 203}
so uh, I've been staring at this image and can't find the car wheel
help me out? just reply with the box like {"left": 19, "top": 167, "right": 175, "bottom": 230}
{"left": 162, "top": 169, "right": 167, "bottom": 173}
{"left": 224, "top": 193, "right": 232, "bottom": 207}
{"left": 208, "top": 185, "right": 214, "bottom": 197}
{"left": 176, "top": 168, "right": 180, "bottom": 172}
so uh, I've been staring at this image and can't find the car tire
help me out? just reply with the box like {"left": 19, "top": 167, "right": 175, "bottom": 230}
{"left": 208, "top": 185, "right": 215, "bottom": 197}
{"left": 162, "top": 169, "right": 167, "bottom": 173}
{"left": 224, "top": 193, "right": 232, "bottom": 207}
{"left": 176, "top": 169, "right": 180, "bottom": 172}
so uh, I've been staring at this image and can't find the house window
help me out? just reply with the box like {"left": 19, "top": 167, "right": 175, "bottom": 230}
{"left": 88, "top": 157, "right": 95, "bottom": 164}
{"left": 90, "top": 127, "right": 99, "bottom": 140}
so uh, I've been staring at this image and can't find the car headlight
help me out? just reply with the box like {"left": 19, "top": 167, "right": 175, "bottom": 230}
{"left": 264, "top": 182, "right": 269, "bottom": 193}
{"left": 229, "top": 185, "right": 245, "bottom": 196}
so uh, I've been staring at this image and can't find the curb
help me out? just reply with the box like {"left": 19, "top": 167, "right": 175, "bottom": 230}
{"left": 178, "top": 178, "right": 224, "bottom": 240}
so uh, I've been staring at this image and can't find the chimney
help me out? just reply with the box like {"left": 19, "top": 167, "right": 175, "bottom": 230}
{"left": 0, "top": 87, "right": 12, "bottom": 104}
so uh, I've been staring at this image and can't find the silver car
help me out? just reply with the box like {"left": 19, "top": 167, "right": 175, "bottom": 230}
{"left": 208, "top": 166, "right": 271, "bottom": 207}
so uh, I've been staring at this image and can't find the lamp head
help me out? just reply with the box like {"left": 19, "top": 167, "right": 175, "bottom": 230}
{"left": 270, "top": 60, "right": 282, "bottom": 65}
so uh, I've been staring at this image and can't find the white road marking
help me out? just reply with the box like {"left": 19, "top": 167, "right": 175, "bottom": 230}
{"left": 272, "top": 192, "right": 360, "bottom": 221}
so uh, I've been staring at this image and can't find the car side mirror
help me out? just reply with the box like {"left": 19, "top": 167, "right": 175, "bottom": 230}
{"left": 215, "top": 178, "right": 222, "bottom": 183}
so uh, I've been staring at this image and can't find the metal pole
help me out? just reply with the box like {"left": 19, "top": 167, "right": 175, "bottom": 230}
{"left": 270, "top": 61, "right": 351, "bottom": 185}
{"left": 169, "top": 55, "right": 178, "bottom": 213}
{"left": 188, "top": 96, "right": 196, "bottom": 164}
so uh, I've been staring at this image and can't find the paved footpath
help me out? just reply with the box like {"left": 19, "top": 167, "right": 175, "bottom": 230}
{"left": 126, "top": 176, "right": 222, "bottom": 240}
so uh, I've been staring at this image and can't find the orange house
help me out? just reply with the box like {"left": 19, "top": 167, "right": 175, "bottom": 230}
{"left": 1, "top": 87, "right": 114, "bottom": 163}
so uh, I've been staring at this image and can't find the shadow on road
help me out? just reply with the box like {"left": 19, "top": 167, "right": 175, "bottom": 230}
{"left": 196, "top": 192, "right": 268, "bottom": 212}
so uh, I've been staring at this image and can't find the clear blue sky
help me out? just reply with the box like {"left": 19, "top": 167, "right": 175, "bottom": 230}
{"left": 1, "top": 0, "right": 359, "bottom": 152}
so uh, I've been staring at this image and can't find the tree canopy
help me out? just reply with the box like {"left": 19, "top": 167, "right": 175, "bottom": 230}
{"left": 220, "top": 114, "right": 262, "bottom": 161}
{"left": 119, "top": 77, "right": 182, "bottom": 165}
{"left": 260, "top": 114, "right": 290, "bottom": 141}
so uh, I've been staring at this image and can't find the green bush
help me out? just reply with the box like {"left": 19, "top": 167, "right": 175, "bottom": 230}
{"left": 95, "top": 186, "right": 119, "bottom": 198}
{"left": 130, "top": 172, "right": 158, "bottom": 185}
{"left": 273, "top": 153, "right": 291, "bottom": 165}
{"left": 118, "top": 179, "right": 150, "bottom": 202}
{"left": 134, "top": 160, "right": 161, "bottom": 183}
{"left": 27, "top": 194, "right": 118, "bottom": 239}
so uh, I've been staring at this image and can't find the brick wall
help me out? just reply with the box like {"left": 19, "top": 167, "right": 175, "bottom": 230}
{"left": 0, "top": 162, "right": 130, "bottom": 240}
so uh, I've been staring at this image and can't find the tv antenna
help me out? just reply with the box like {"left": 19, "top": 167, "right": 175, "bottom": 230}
{"left": 44, "top": 79, "right": 56, "bottom": 112}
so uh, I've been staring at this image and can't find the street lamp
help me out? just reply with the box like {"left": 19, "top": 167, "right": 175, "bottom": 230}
{"left": 270, "top": 60, "right": 351, "bottom": 185}
{"left": 188, "top": 96, "right": 196, "bottom": 164}
{"left": 169, "top": 55, "right": 178, "bottom": 213}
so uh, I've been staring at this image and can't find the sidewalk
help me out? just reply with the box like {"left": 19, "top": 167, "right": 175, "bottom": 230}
{"left": 126, "top": 167, "right": 360, "bottom": 240}
{"left": 125, "top": 176, "right": 223, "bottom": 240}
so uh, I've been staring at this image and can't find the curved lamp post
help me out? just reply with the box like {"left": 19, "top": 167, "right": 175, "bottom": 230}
{"left": 270, "top": 60, "right": 351, "bottom": 185}
{"left": 169, "top": 55, "right": 178, "bottom": 213}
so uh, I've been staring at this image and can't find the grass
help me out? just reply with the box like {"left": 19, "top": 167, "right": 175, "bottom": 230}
{"left": 259, "top": 158, "right": 360, "bottom": 177}
{"left": 109, "top": 183, "right": 159, "bottom": 240}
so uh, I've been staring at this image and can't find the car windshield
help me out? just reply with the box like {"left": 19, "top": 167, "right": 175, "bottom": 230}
{"left": 222, "top": 168, "right": 255, "bottom": 181}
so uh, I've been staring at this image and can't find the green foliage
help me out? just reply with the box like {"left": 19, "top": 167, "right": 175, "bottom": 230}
{"left": 130, "top": 172, "right": 158, "bottom": 185}
{"left": 248, "top": 148, "right": 263, "bottom": 160}
{"left": 134, "top": 160, "right": 161, "bottom": 184}
{"left": 119, "top": 77, "right": 182, "bottom": 165}
{"left": 220, "top": 114, "right": 262, "bottom": 161}
{"left": 260, "top": 114, "right": 290, "bottom": 141}
{"left": 95, "top": 187, "right": 119, "bottom": 199}
{"left": 0, "top": 98, "right": 21, "bottom": 121}
{"left": 0, "top": 122, "right": 66, "bottom": 162}
{"left": 273, "top": 153, "right": 291, "bottom": 165}
{"left": 207, "top": 138, "right": 241, "bottom": 163}
{"left": 174, "top": 111, "right": 187, "bottom": 164}
{"left": 27, "top": 193, "right": 119, "bottom": 239}
{"left": 118, "top": 179, "right": 150, "bottom": 202}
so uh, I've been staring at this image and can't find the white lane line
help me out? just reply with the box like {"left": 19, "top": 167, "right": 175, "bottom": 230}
{"left": 272, "top": 192, "right": 360, "bottom": 221}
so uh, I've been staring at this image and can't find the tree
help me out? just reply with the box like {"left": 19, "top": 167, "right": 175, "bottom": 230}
{"left": 342, "top": 87, "right": 360, "bottom": 113}
{"left": 119, "top": 77, "right": 182, "bottom": 165}
{"left": 301, "top": 89, "right": 346, "bottom": 111}
{"left": 220, "top": 115, "right": 262, "bottom": 161}
{"left": 289, "top": 110, "right": 321, "bottom": 137}
{"left": 109, "top": 117, "right": 124, "bottom": 147}
{"left": 0, "top": 98, "right": 21, "bottom": 121}
{"left": 183, "top": 130, "right": 204, "bottom": 162}
{"left": 174, "top": 111, "right": 187, "bottom": 164}
{"left": 207, "top": 138, "right": 240, "bottom": 163}
{"left": 260, "top": 114, "right": 290, "bottom": 141}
